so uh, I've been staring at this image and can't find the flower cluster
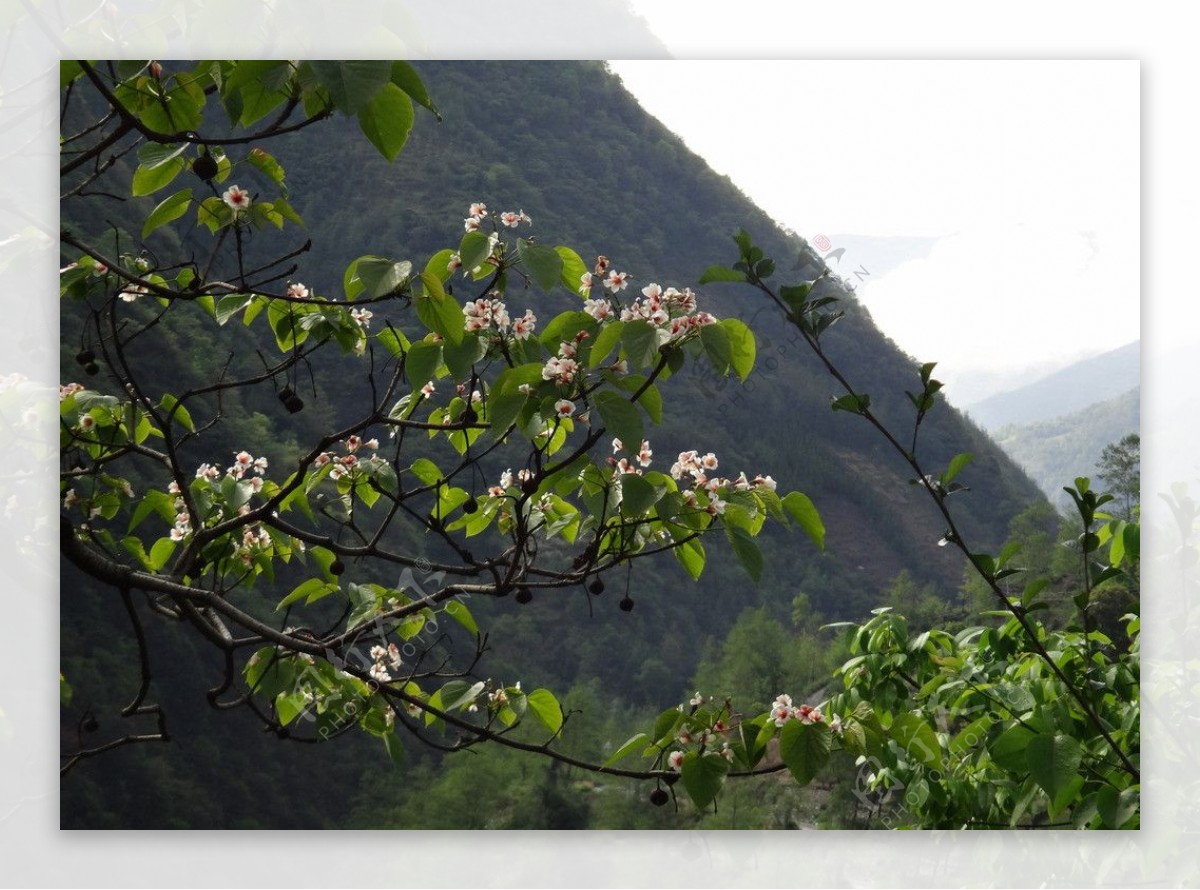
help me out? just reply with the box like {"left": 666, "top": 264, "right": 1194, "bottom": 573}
{"left": 463, "top": 202, "right": 488, "bottom": 231}
{"left": 769, "top": 693, "right": 824, "bottom": 728}
{"left": 60, "top": 382, "right": 85, "bottom": 401}
{"left": 499, "top": 209, "right": 532, "bottom": 228}
{"left": 610, "top": 437, "right": 653, "bottom": 476}
{"left": 368, "top": 643, "right": 403, "bottom": 684}
{"left": 463, "top": 294, "right": 537, "bottom": 341}
{"left": 668, "top": 449, "right": 777, "bottom": 516}
{"left": 313, "top": 435, "right": 381, "bottom": 481}
{"left": 488, "top": 466, "right": 534, "bottom": 497}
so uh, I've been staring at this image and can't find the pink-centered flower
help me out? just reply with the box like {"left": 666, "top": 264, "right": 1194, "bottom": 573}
{"left": 554, "top": 399, "right": 575, "bottom": 418}
{"left": 222, "top": 185, "right": 251, "bottom": 213}
{"left": 667, "top": 750, "right": 685, "bottom": 771}
{"left": 603, "top": 270, "right": 629, "bottom": 292}
{"left": 511, "top": 309, "right": 537, "bottom": 340}
{"left": 287, "top": 282, "right": 309, "bottom": 299}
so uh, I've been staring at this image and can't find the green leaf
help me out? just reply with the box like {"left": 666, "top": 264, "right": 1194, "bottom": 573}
{"left": 526, "top": 688, "right": 563, "bottom": 735}
{"left": 604, "top": 732, "right": 651, "bottom": 767}
{"left": 724, "top": 525, "right": 763, "bottom": 582}
{"left": 132, "top": 156, "right": 185, "bottom": 196}
{"left": 594, "top": 391, "right": 643, "bottom": 452}
{"left": 831, "top": 393, "right": 870, "bottom": 414}
{"left": 148, "top": 536, "right": 176, "bottom": 571}
{"left": 246, "top": 147, "right": 286, "bottom": 186}
{"left": 276, "top": 577, "right": 332, "bottom": 609}
{"left": 275, "top": 690, "right": 308, "bottom": 727}
{"left": 782, "top": 491, "right": 825, "bottom": 550}
{"left": 619, "top": 320, "right": 659, "bottom": 371}
{"left": 673, "top": 537, "right": 706, "bottom": 581}
{"left": 698, "top": 265, "right": 748, "bottom": 285}
{"left": 539, "top": 310, "right": 595, "bottom": 350}
{"left": 555, "top": 246, "right": 588, "bottom": 296}
{"left": 223, "top": 60, "right": 293, "bottom": 126}
{"left": 354, "top": 256, "right": 412, "bottom": 299}
{"left": 409, "top": 457, "right": 442, "bottom": 486}
{"left": 215, "top": 293, "right": 253, "bottom": 325}
{"left": 699, "top": 323, "right": 732, "bottom": 375}
{"left": 389, "top": 61, "right": 440, "bottom": 119}
{"left": 778, "top": 719, "right": 832, "bottom": 785}
{"left": 619, "top": 473, "right": 662, "bottom": 516}
{"left": 942, "top": 453, "right": 975, "bottom": 485}
{"left": 457, "top": 230, "right": 492, "bottom": 273}
{"left": 989, "top": 722, "right": 1037, "bottom": 772}
{"left": 891, "top": 712, "right": 943, "bottom": 771}
{"left": 158, "top": 393, "right": 195, "bottom": 432}
{"left": 517, "top": 239, "right": 564, "bottom": 292}
{"left": 1026, "top": 732, "right": 1083, "bottom": 803}
{"left": 404, "top": 340, "right": 442, "bottom": 391}
{"left": 141, "top": 188, "right": 192, "bottom": 238}
{"left": 719, "top": 318, "right": 756, "bottom": 382}
{"left": 1096, "top": 785, "right": 1139, "bottom": 828}
{"left": 357, "top": 83, "right": 415, "bottom": 161}
{"left": 442, "top": 333, "right": 486, "bottom": 380}
{"left": 949, "top": 714, "right": 994, "bottom": 757}
{"left": 681, "top": 752, "right": 729, "bottom": 810}
{"left": 588, "top": 321, "right": 625, "bottom": 368}
{"left": 61, "top": 60, "right": 83, "bottom": 88}
{"left": 382, "top": 730, "right": 405, "bottom": 768}
{"left": 309, "top": 61, "right": 392, "bottom": 114}
{"left": 416, "top": 271, "right": 463, "bottom": 345}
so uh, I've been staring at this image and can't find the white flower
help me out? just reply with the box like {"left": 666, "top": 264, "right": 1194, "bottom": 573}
{"left": 667, "top": 750, "right": 685, "bottom": 771}
{"left": 468, "top": 202, "right": 488, "bottom": 219}
{"left": 287, "top": 282, "right": 309, "bottom": 299}
{"left": 351, "top": 307, "right": 373, "bottom": 329}
{"left": 603, "top": 270, "right": 630, "bottom": 292}
{"left": 583, "top": 297, "right": 612, "bottom": 321}
{"left": 554, "top": 399, "right": 575, "bottom": 418}
{"left": 222, "top": 184, "right": 251, "bottom": 213}
{"left": 420, "top": 381, "right": 435, "bottom": 397}
{"left": 753, "top": 474, "right": 777, "bottom": 491}
{"left": 511, "top": 309, "right": 537, "bottom": 340}
{"left": 689, "top": 691, "right": 704, "bottom": 707}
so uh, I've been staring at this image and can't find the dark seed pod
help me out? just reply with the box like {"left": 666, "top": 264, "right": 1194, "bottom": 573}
{"left": 515, "top": 587, "right": 533, "bottom": 605}
{"left": 619, "top": 595, "right": 634, "bottom": 612}
{"left": 649, "top": 787, "right": 669, "bottom": 807}
{"left": 329, "top": 558, "right": 345, "bottom": 576}
{"left": 283, "top": 393, "right": 305, "bottom": 414}
{"left": 84, "top": 361, "right": 100, "bottom": 375}
{"left": 588, "top": 579, "right": 604, "bottom": 596}
{"left": 662, "top": 771, "right": 680, "bottom": 786}
{"left": 462, "top": 497, "right": 479, "bottom": 515}
{"left": 75, "top": 348, "right": 95, "bottom": 366}
{"left": 192, "top": 152, "right": 219, "bottom": 182}
{"left": 521, "top": 477, "right": 538, "bottom": 495}
{"left": 82, "top": 715, "right": 99, "bottom": 733}
{"left": 462, "top": 406, "right": 478, "bottom": 424}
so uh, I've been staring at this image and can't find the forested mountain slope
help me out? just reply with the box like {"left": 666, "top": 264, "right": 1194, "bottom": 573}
{"left": 61, "top": 61, "right": 1046, "bottom": 828}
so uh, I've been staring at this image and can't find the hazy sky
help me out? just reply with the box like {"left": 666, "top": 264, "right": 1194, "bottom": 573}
{"left": 607, "top": 57, "right": 1139, "bottom": 399}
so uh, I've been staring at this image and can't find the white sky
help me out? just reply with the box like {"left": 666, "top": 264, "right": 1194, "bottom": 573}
{"left": 608, "top": 58, "right": 1139, "bottom": 397}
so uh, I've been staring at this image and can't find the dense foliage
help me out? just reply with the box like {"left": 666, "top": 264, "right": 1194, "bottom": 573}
{"left": 60, "top": 60, "right": 1135, "bottom": 829}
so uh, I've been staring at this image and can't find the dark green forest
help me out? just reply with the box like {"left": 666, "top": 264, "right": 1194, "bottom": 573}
{"left": 61, "top": 61, "right": 1072, "bottom": 829}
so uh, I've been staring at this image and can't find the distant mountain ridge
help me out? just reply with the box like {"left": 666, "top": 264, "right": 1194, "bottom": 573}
{"left": 965, "top": 341, "right": 1140, "bottom": 430}
{"left": 990, "top": 386, "right": 1140, "bottom": 504}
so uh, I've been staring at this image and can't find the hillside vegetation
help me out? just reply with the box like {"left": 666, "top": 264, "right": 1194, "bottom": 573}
{"left": 60, "top": 60, "right": 1052, "bottom": 829}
